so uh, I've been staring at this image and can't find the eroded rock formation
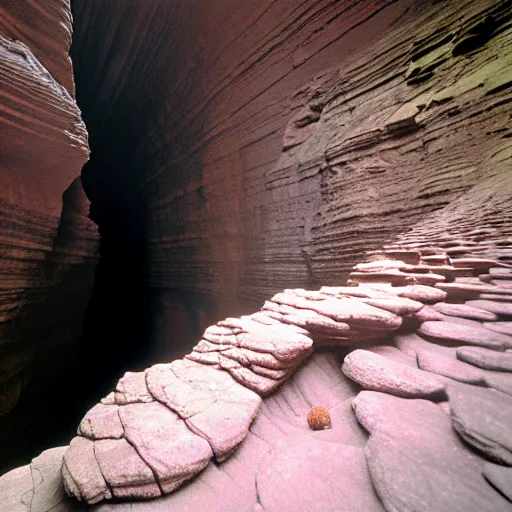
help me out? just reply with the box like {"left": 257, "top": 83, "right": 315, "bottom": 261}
{"left": 71, "top": 0, "right": 512, "bottom": 300}
{"left": 1, "top": 0, "right": 512, "bottom": 510}
{"left": 3, "top": 172, "right": 512, "bottom": 510}
{"left": 0, "top": 0, "right": 98, "bottom": 471}
{"left": 65, "top": 0, "right": 512, "bottom": 365}
{"left": 55, "top": 160, "right": 512, "bottom": 505}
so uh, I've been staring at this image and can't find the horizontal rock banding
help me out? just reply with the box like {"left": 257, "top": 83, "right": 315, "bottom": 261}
{"left": 1, "top": 0, "right": 512, "bottom": 508}
{"left": 0, "top": 0, "right": 99, "bottom": 441}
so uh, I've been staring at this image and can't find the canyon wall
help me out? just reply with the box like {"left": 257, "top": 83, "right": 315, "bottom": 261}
{"left": 0, "top": 0, "right": 510, "bottom": 475}
{"left": 140, "top": 0, "right": 511, "bottom": 299}
{"left": 0, "top": 0, "right": 98, "bottom": 471}
{"left": 71, "top": 0, "right": 512, "bottom": 363}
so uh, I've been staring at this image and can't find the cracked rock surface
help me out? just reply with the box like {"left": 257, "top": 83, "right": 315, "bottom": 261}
{"left": 5, "top": 228, "right": 512, "bottom": 510}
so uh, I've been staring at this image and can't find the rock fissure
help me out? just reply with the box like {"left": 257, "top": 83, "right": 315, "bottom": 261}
{"left": 92, "top": 442, "right": 115, "bottom": 499}
{"left": 117, "top": 436, "right": 165, "bottom": 498}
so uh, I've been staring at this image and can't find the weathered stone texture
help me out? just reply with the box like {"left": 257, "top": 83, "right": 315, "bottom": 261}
{"left": 72, "top": 0, "right": 511, "bottom": 302}
{"left": 0, "top": 0, "right": 98, "bottom": 468}
{"left": 0, "top": 0, "right": 76, "bottom": 94}
{"left": 2, "top": 0, "right": 512, "bottom": 510}
{"left": 66, "top": 0, "right": 512, "bottom": 380}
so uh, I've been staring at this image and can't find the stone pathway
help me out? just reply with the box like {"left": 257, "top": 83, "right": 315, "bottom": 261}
{"left": 2, "top": 240, "right": 512, "bottom": 510}
{"left": 62, "top": 242, "right": 512, "bottom": 509}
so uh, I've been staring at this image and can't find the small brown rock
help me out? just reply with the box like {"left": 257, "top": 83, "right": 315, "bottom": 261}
{"left": 307, "top": 406, "right": 332, "bottom": 431}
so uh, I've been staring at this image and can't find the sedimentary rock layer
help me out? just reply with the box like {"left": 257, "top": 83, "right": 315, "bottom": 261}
{"left": 1, "top": 0, "right": 512, "bottom": 510}
{"left": 2, "top": 181, "right": 512, "bottom": 509}
{"left": 0, "top": 0, "right": 98, "bottom": 456}
{"left": 52, "top": 94, "right": 512, "bottom": 503}
{"left": 0, "top": 0, "right": 76, "bottom": 94}
{"left": 72, "top": 0, "right": 512, "bottom": 302}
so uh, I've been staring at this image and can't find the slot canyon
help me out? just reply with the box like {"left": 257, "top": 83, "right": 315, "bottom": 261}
{"left": 0, "top": 0, "right": 512, "bottom": 510}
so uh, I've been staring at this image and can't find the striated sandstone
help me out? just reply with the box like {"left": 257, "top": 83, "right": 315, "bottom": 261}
{"left": 0, "top": 0, "right": 98, "bottom": 470}
{"left": 1, "top": 0, "right": 512, "bottom": 510}
{"left": 68, "top": 0, "right": 512, "bottom": 309}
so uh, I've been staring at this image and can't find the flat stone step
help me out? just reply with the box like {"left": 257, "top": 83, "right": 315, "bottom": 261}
{"left": 466, "top": 300, "right": 512, "bottom": 317}
{"left": 448, "top": 383, "right": 512, "bottom": 466}
{"left": 342, "top": 349, "right": 446, "bottom": 399}
{"left": 352, "top": 391, "right": 512, "bottom": 512}
{"left": 433, "top": 302, "right": 498, "bottom": 321}
{"left": 418, "top": 321, "right": 511, "bottom": 350}
{"left": 483, "top": 322, "right": 512, "bottom": 336}
{"left": 491, "top": 280, "right": 512, "bottom": 288}
{"left": 437, "top": 282, "right": 512, "bottom": 298}
{"left": 480, "top": 293, "right": 512, "bottom": 302}
{"left": 416, "top": 348, "right": 486, "bottom": 385}
{"left": 451, "top": 258, "right": 501, "bottom": 270}
{"left": 456, "top": 346, "right": 512, "bottom": 372}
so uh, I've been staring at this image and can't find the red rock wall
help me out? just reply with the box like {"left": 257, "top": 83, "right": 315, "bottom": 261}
{"left": 69, "top": 0, "right": 511, "bottom": 364}
{"left": 0, "top": 0, "right": 509, "bottom": 476}
{"left": 140, "top": 0, "right": 511, "bottom": 300}
{"left": 140, "top": 0, "right": 420, "bottom": 300}
{"left": 0, "top": 0, "right": 98, "bottom": 470}
{"left": 0, "top": 0, "right": 76, "bottom": 94}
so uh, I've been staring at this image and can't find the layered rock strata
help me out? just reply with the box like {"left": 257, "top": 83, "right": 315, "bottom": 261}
{"left": 1, "top": 0, "right": 512, "bottom": 509}
{"left": 67, "top": 0, "right": 511, "bottom": 302}
{"left": 2, "top": 215, "right": 512, "bottom": 510}
{"left": 0, "top": 0, "right": 98, "bottom": 468}
{"left": 135, "top": 0, "right": 511, "bottom": 299}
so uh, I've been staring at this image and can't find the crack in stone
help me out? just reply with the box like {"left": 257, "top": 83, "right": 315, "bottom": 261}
{"left": 92, "top": 443, "right": 115, "bottom": 499}
{"left": 115, "top": 407, "right": 164, "bottom": 497}
{"left": 27, "top": 461, "right": 36, "bottom": 511}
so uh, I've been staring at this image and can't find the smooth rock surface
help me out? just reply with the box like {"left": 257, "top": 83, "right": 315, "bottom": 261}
{"left": 342, "top": 349, "right": 446, "bottom": 399}
{"left": 467, "top": 300, "right": 512, "bottom": 317}
{"left": 448, "top": 383, "right": 512, "bottom": 466}
{"left": 433, "top": 302, "right": 498, "bottom": 321}
{"left": 256, "top": 437, "right": 384, "bottom": 512}
{"left": 457, "top": 347, "right": 512, "bottom": 372}
{"left": 352, "top": 391, "right": 511, "bottom": 512}
{"left": 483, "top": 463, "right": 512, "bottom": 502}
{"left": 484, "top": 322, "right": 512, "bottom": 336}
{"left": 419, "top": 321, "right": 511, "bottom": 349}
{"left": 416, "top": 348, "right": 486, "bottom": 385}
{"left": 484, "top": 372, "right": 512, "bottom": 397}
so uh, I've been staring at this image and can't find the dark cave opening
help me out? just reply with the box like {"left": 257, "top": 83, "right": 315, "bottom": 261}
{"left": 68, "top": 0, "right": 188, "bottom": 421}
